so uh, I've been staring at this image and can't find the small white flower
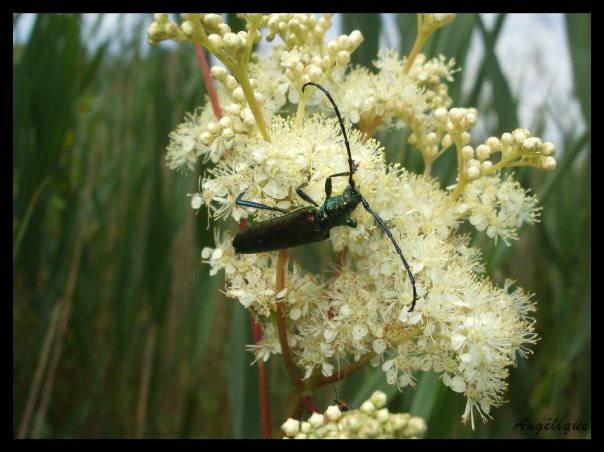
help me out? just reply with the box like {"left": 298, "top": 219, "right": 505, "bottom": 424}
{"left": 325, "top": 405, "right": 342, "bottom": 421}
{"left": 281, "top": 418, "right": 300, "bottom": 437}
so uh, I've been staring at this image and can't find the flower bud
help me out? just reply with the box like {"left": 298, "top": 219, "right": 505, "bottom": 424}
{"left": 232, "top": 87, "right": 245, "bottom": 102}
{"left": 434, "top": 108, "right": 448, "bottom": 122}
{"left": 476, "top": 144, "right": 491, "bottom": 160}
{"left": 370, "top": 390, "right": 387, "bottom": 409}
{"left": 336, "top": 50, "right": 351, "bottom": 66}
{"left": 210, "top": 66, "right": 227, "bottom": 81}
{"left": 217, "top": 23, "right": 231, "bottom": 35}
{"left": 349, "top": 29, "right": 364, "bottom": 47}
{"left": 200, "top": 132, "right": 213, "bottom": 146}
{"left": 208, "top": 33, "right": 223, "bottom": 48}
{"left": 542, "top": 141, "right": 556, "bottom": 156}
{"left": 481, "top": 160, "right": 493, "bottom": 172}
{"left": 461, "top": 145, "right": 475, "bottom": 160}
{"left": 360, "top": 400, "right": 375, "bottom": 415}
{"left": 376, "top": 408, "right": 390, "bottom": 423}
{"left": 541, "top": 156, "right": 556, "bottom": 170}
{"left": 219, "top": 116, "right": 233, "bottom": 129}
{"left": 325, "top": 405, "right": 342, "bottom": 421}
{"left": 486, "top": 136, "right": 501, "bottom": 151}
{"left": 308, "top": 65, "right": 323, "bottom": 81}
{"left": 207, "top": 121, "right": 222, "bottom": 135}
{"left": 309, "top": 413, "right": 325, "bottom": 428}
{"left": 224, "top": 103, "right": 241, "bottom": 115}
{"left": 281, "top": 418, "right": 300, "bottom": 437}
{"left": 466, "top": 165, "right": 480, "bottom": 180}
{"left": 522, "top": 137, "right": 541, "bottom": 151}
{"left": 203, "top": 14, "right": 221, "bottom": 28}
{"left": 181, "top": 20, "right": 195, "bottom": 36}
{"left": 223, "top": 32, "right": 239, "bottom": 48}
{"left": 512, "top": 128, "right": 528, "bottom": 145}
{"left": 448, "top": 108, "right": 463, "bottom": 124}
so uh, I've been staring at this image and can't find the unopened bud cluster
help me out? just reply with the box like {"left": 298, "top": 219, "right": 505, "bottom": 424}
{"left": 148, "top": 13, "right": 264, "bottom": 62}
{"left": 279, "top": 26, "right": 364, "bottom": 90}
{"left": 199, "top": 66, "right": 266, "bottom": 146}
{"left": 147, "top": 13, "right": 188, "bottom": 44}
{"left": 457, "top": 128, "right": 556, "bottom": 182}
{"left": 406, "top": 54, "right": 455, "bottom": 110}
{"left": 281, "top": 391, "right": 427, "bottom": 439}
{"left": 420, "top": 13, "right": 457, "bottom": 34}
{"left": 267, "top": 13, "right": 334, "bottom": 47}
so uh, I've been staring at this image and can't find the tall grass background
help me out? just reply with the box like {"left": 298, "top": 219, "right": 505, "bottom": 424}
{"left": 13, "top": 13, "right": 590, "bottom": 439}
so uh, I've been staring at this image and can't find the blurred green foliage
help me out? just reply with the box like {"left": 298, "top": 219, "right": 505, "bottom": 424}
{"left": 13, "top": 13, "right": 590, "bottom": 438}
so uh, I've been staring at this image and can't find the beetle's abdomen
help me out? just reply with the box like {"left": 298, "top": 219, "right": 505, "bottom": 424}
{"left": 233, "top": 207, "right": 330, "bottom": 254}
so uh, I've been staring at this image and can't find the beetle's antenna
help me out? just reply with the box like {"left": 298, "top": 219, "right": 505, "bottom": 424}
{"left": 359, "top": 195, "right": 418, "bottom": 312}
{"left": 302, "top": 82, "right": 417, "bottom": 311}
{"left": 302, "top": 82, "right": 355, "bottom": 189}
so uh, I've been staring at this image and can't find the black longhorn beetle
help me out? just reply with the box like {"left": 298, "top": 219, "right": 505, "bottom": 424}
{"left": 232, "top": 82, "right": 417, "bottom": 312}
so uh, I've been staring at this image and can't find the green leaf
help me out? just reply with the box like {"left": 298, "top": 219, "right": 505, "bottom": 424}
{"left": 350, "top": 367, "right": 398, "bottom": 408}
{"left": 227, "top": 303, "right": 261, "bottom": 438}
{"left": 396, "top": 14, "right": 418, "bottom": 56}
{"left": 466, "top": 14, "right": 507, "bottom": 107}
{"left": 409, "top": 372, "right": 440, "bottom": 422}
{"left": 476, "top": 14, "right": 518, "bottom": 132}
{"left": 341, "top": 13, "right": 381, "bottom": 70}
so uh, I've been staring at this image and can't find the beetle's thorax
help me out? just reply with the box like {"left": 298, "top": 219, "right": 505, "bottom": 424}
{"left": 319, "top": 185, "right": 361, "bottom": 229}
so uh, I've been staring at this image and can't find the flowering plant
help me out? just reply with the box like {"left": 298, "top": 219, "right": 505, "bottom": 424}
{"left": 149, "top": 13, "right": 556, "bottom": 435}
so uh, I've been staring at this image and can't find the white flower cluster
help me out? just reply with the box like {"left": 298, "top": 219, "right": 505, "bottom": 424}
{"left": 457, "top": 174, "right": 541, "bottom": 243}
{"left": 197, "top": 114, "right": 537, "bottom": 427}
{"left": 151, "top": 13, "right": 555, "bottom": 429}
{"left": 281, "top": 391, "right": 427, "bottom": 439}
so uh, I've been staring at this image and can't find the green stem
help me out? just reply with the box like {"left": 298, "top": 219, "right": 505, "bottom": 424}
{"left": 403, "top": 15, "right": 428, "bottom": 73}
{"left": 234, "top": 67, "right": 271, "bottom": 142}
{"left": 423, "top": 159, "right": 433, "bottom": 177}
{"left": 450, "top": 138, "right": 466, "bottom": 199}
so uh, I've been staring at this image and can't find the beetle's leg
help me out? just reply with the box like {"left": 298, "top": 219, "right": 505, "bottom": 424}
{"left": 295, "top": 182, "right": 319, "bottom": 207}
{"left": 324, "top": 172, "right": 351, "bottom": 199}
{"left": 235, "top": 190, "right": 289, "bottom": 214}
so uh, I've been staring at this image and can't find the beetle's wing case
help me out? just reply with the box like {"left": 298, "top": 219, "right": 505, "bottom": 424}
{"left": 233, "top": 207, "right": 330, "bottom": 254}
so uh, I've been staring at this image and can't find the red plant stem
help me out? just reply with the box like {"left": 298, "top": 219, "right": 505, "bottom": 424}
{"left": 250, "top": 313, "right": 272, "bottom": 439}
{"left": 194, "top": 43, "right": 222, "bottom": 119}
{"left": 238, "top": 217, "right": 272, "bottom": 438}
{"left": 275, "top": 250, "right": 304, "bottom": 390}
{"left": 302, "top": 396, "right": 320, "bottom": 414}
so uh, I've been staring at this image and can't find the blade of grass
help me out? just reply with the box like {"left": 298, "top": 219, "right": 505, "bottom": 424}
{"left": 465, "top": 14, "right": 507, "bottom": 108}
{"left": 13, "top": 175, "right": 53, "bottom": 267}
{"left": 476, "top": 14, "right": 518, "bottom": 132}
{"left": 409, "top": 371, "right": 440, "bottom": 422}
